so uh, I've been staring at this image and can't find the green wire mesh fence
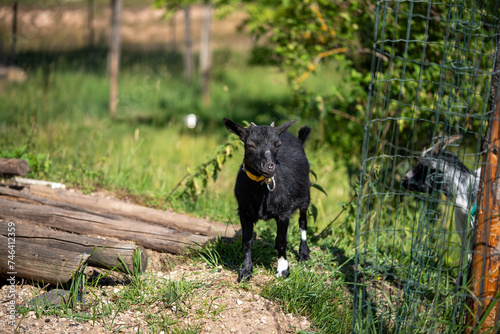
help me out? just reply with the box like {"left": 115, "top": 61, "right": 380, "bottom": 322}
{"left": 353, "top": 0, "right": 499, "bottom": 332}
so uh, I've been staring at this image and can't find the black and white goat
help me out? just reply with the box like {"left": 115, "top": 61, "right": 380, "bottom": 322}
{"left": 402, "top": 135, "right": 480, "bottom": 256}
{"left": 223, "top": 118, "right": 311, "bottom": 282}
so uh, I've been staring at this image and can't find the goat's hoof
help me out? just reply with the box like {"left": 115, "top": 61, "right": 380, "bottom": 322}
{"left": 299, "top": 243, "right": 310, "bottom": 262}
{"left": 299, "top": 253, "right": 310, "bottom": 262}
{"left": 275, "top": 268, "right": 289, "bottom": 278}
{"left": 237, "top": 270, "right": 253, "bottom": 282}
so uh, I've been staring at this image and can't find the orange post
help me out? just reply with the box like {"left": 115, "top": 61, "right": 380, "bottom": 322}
{"left": 467, "top": 32, "right": 500, "bottom": 332}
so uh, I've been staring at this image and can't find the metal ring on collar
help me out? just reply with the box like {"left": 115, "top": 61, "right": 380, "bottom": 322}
{"left": 264, "top": 176, "right": 276, "bottom": 192}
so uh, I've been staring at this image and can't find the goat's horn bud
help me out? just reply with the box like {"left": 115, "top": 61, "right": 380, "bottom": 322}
{"left": 250, "top": 122, "right": 257, "bottom": 127}
{"left": 432, "top": 134, "right": 462, "bottom": 154}
{"left": 270, "top": 122, "right": 275, "bottom": 128}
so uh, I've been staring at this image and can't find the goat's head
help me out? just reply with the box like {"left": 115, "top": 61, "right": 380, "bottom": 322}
{"left": 402, "top": 135, "right": 468, "bottom": 194}
{"left": 223, "top": 118, "right": 296, "bottom": 178}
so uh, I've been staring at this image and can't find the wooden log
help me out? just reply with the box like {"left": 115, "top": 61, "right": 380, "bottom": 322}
{"left": 0, "top": 234, "right": 90, "bottom": 285}
{"left": 0, "top": 198, "right": 210, "bottom": 254}
{"left": 21, "top": 184, "right": 237, "bottom": 237}
{"left": 0, "top": 221, "right": 148, "bottom": 274}
{"left": 0, "top": 158, "right": 29, "bottom": 176}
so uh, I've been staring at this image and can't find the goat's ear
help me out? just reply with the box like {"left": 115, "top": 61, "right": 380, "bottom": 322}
{"left": 223, "top": 118, "right": 246, "bottom": 140}
{"left": 275, "top": 119, "right": 297, "bottom": 135}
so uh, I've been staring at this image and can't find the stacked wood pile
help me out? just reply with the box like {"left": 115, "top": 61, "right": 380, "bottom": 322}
{"left": 0, "top": 159, "right": 237, "bottom": 285}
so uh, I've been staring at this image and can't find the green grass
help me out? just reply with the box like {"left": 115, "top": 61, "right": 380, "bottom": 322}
{"left": 0, "top": 47, "right": 350, "bottom": 224}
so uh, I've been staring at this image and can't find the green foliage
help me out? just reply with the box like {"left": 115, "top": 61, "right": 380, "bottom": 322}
{"left": 0, "top": 145, "right": 51, "bottom": 178}
{"left": 167, "top": 133, "right": 241, "bottom": 203}
{"left": 231, "top": 0, "right": 371, "bottom": 172}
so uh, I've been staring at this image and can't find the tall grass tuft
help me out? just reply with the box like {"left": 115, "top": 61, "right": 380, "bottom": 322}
{"left": 261, "top": 264, "right": 352, "bottom": 333}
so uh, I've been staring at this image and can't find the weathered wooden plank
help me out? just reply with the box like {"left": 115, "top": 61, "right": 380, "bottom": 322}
{"left": 20, "top": 184, "right": 237, "bottom": 238}
{"left": 0, "top": 234, "right": 90, "bottom": 285}
{"left": 0, "top": 221, "right": 148, "bottom": 273}
{"left": 0, "top": 198, "right": 209, "bottom": 254}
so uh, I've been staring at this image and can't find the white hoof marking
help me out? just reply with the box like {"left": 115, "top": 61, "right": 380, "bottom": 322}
{"left": 276, "top": 257, "right": 288, "bottom": 277}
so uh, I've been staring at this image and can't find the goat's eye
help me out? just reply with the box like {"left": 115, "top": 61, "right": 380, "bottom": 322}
{"left": 246, "top": 142, "right": 256, "bottom": 150}
{"left": 275, "top": 140, "right": 281, "bottom": 148}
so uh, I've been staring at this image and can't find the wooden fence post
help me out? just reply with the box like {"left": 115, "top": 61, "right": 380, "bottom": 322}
{"left": 109, "top": 0, "right": 123, "bottom": 117}
{"left": 88, "top": 0, "right": 95, "bottom": 53}
{"left": 467, "top": 29, "right": 500, "bottom": 332}
{"left": 12, "top": 2, "right": 18, "bottom": 65}
{"left": 184, "top": 6, "right": 193, "bottom": 81}
{"left": 200, "top": 3, "right": 212, "bottom": 106}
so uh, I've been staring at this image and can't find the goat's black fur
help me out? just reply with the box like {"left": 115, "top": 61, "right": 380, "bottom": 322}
{"left": 223, "top": 118, "right": 311, "bottom": 282}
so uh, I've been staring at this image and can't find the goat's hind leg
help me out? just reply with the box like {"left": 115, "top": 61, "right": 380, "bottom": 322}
{"left": 298, "top": 208, "right": 310, "bottom": 261}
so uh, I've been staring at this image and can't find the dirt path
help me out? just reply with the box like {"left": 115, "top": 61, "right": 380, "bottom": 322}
{"left": 1, "top": 251, "right": 312, "bottom": 333}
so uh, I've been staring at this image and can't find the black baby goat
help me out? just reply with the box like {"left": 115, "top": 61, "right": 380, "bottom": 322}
{"left": 402, "top": 135, "right": 481, "bottom": 258}
{"left": 223, "top": 118, "right": 311, "bottom": 282}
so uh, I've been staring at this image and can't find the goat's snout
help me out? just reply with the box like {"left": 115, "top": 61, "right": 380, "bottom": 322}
{"left": 264, "top": 161, "right": 275, "bottom": 172}
{"left": 262, "top": 151, "right": 276, "bottom": 176}
{"left": 402, "top": 174, "right": 409, "bottom": 189}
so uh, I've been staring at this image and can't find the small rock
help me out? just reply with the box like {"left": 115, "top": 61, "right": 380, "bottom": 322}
{"left": 236, "top": 299, "right": 243, "bottom": 306}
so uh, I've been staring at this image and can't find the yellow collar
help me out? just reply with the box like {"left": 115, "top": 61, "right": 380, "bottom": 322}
{"left": 245, "top": 169, "right": 265, "bottom": 182}
{"left": 242, "top": 162, "right": 265, "bottom": 182}
{"left": 242, "top": 163, "right": 276, "bottom": 192}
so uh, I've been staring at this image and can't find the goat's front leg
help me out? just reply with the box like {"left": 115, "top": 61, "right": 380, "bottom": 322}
{"left": 238, "top": 215, "right": 255, "bottom": 282}
{"left": 275, "top": 219, "right": 290, "bottom": 278}
{"left": 298, "top": 208, "right": 310, "bottom": 261}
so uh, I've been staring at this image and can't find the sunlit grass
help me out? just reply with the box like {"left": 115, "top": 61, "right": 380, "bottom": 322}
{"left": 0, "top": 50, "right": 350, "bottom": 228}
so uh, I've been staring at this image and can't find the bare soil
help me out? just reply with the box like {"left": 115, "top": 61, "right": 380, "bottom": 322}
{"left": 0, "top": 4, "right": 253, "bottom": 52}
{"left": 0, "top": 250, "right": 313, "bottom": 333}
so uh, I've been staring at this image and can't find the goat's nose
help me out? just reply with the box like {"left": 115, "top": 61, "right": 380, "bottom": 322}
{"left": 265, "top": 162, "right": 275, "bottom": 172}
{"left": 402, "top": 175, "right": 408, "bottom": 188}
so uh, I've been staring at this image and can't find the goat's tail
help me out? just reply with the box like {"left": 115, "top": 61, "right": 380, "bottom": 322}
{"left": 298, "top": 126, "right": 311, "bottom": 145}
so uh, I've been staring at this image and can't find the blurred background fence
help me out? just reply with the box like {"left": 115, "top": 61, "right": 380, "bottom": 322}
{"left": 353, "top": 0, "right": 500, "bottom": 332}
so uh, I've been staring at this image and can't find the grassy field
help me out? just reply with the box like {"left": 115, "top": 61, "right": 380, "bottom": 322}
{"left": 0, "top": 33, "right": 356, "bottom": 332}
{"left": 0, "top": 46, "right": 352, "bottom": 228}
